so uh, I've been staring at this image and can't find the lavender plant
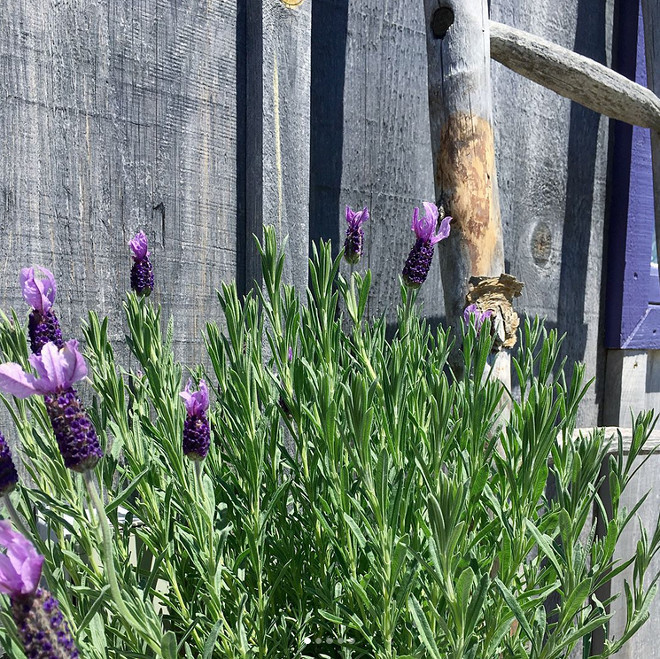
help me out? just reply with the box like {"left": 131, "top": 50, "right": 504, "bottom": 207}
{"left": 0, "top": 227, "right": 657, "bottom": 658}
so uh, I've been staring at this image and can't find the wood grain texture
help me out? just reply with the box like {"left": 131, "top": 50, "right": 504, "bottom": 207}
{"left": 246, "top": 0, "right": 311, "bottom": 293}
{"left": 490, "top": 19, "right": 660, "bottom": 130}
{"left": 491, "top": 0, "right": 613, "bottom": 427}
{"left": 607, "top": 453, "right": 660, "bottom": 658}
{"left": 309, "top": 1, "right": 441, "bottom": 327}
{"left": 603, "top": 350, "right": 660, "bottom": 426}
{"left": 0, "top": 0, "right": 238, "bottom": 362}
{"left": 423, "top": 0, "right": 505, "bottom": 332}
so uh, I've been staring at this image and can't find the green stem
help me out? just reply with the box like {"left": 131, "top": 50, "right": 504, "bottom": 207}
{"left": 3, "top": 494, "right": 31, "bottom": 539}
{"left": 83, "top": 471, "right": 162, "bottom": 655}
{"left": 194, "top": 460, "right": 215, "bottom": 578}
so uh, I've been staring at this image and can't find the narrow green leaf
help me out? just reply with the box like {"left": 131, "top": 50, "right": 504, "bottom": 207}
{"left": 160, "top": 631, "right": 177, "bottom": 659}
{"left": 408, "top": 595, "right": 443, "bottom": 659}
{"left": 494, "top": 578, "right": 535, "bottom": 642}
{"left": 344, "top": 512, "right": 367, "bottom": 548}
{"left": 525, "top": 519, "right": 562, "bottom": 576}
{"left": 202, "top": 620, "right": 224, "bottom": 659}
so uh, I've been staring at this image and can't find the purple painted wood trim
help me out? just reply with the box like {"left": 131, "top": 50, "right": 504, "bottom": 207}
{"left": 605, "top": 0, "right": 660, "bottom": 348}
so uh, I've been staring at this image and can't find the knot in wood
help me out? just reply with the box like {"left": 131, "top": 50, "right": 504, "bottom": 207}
{"left": 431, "top": 6, "right": 454, "bottom": 39}
{"left": 531, "top": 221, "right": 552, "bottom": 266}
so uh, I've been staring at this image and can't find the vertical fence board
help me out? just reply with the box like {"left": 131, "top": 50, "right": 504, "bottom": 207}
{"left": 491, "top": 0, "right": 613, "bottom": 425}
{"left": 608, "top": 453, "right": 660, "bottom": 658}
{"left": 310, "top": 1, "right": 440, "bottom": 326}
{"left": 246, "top": 0, "right": 311, "bottom": 293}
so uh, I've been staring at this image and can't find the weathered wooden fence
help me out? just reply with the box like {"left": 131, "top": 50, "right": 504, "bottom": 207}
{"left": 1, "top": 0, "right": 660, "bottom": 654}
{"left": 1, "top": 0, "right": 623, "bottom": 424}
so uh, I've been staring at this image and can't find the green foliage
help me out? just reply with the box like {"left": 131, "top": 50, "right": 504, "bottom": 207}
{"left": 0, "top": 228, "right": 659, "bottom": 658}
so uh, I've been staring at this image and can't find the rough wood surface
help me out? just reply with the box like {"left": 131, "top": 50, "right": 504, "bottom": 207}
{"left": 490, "top": 19, "right": 660, "bottom": 130}
{"left": 246, "top": 0, "right": 311, "bottom": 294}
{"left": 603, "top": 350, "right": 660, "bottom": 427}
{"left": 312, "top": 1, "right": 440, "bottom": 328}
{"left": 0, "top": 0, "right": 238, "bottom": 364}
{"left": 423, "top": 0, "right": 505, "bottom": 332}
{"left": 567, "top": 425, "right": 660, "bottom": 453}
{"left": 608, "top": 453, "right": 660, "bottom": 658}
{"left": 491, "top": 1, "right": 613, "bottom": 427}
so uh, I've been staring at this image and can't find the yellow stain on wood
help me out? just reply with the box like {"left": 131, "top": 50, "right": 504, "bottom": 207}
{"left": 436, "top": 113, "right": 501, "bottom": 276}
{"left": 273, "top": 52, "right": 283, "bottom": 234}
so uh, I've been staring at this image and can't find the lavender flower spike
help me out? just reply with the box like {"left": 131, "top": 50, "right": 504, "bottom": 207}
{"left": 0, "top": 433, "right": 19, "bottom": 497}
{"left": 129, "top": 231, "right": 154, "bottom": 296}
{"left": 0, "top": 521, "right": 79, "bottom": 658}
{"left": 20, "top": 266, "right": 64, "bottom": 354}
{"left": 343, "top": 206, "right": 369, "bottom": 264}
{"left": 0, "top": 341, "right": 102, "bottom": 473}
{"left": 463, "top": 303, "right": 493, "bottom": 333}
{"left": 402, "top": 202, "right": 452, "bottom": 288}
{"left": 180, "top": 379, "right": 211, "bottom": 461}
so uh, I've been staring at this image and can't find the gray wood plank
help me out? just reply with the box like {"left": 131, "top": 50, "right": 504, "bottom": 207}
{"left": 491, "top": 0, "right": 614, "bottom": 427}
{"left": 609, "top": 453, "right": 660, "bottom": 658}
{"left": 246, "top": 0, "right": 311, "bottom": 293}
{"left": 325, "top": 1, "right": 440, "bottom": 327}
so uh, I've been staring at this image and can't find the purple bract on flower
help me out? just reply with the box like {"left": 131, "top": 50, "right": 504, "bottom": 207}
{"left": 463, "top": 303, "right": 494, "bottom": 333}
{"left": 0, "top": 521, "right": 43, "bottom": 596}
{"left": 0, "top": 522, "right": 79, "bottom": 658}
{"left": 0, "top": 433, "right": 19, "bottom": 497}
{"left": 402, "top": 202, "right": 452, "bottom": 288}
{"left": 180, "top": 379, "right": 211, "bottom": 461}
{"left": 0, "top": 341, "right": 102, "bottom": 473}
{"left": 20, "top": 266, "right": 64, "bottom": 354}
{"left": 129, "top": 231, "right": 154, "bottom": 296}
{"left": 343, "top": 206, "right": 369, "bottom": 265}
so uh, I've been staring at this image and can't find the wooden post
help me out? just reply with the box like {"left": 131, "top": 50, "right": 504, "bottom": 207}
{"left": 245, "top": 0, "right": 311, "bottom": 293}
{"left": 423, "top": 1, "right": 505, "bottom": 332}
{"left": 641, "top": 0, "right": 660, "bottom": 277}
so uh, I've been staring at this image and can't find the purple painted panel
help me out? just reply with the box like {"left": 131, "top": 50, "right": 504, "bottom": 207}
{"left": 605, "top": 0, "right": 660, "bottom": 348}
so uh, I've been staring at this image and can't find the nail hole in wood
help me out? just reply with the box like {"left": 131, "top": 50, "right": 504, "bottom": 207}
{"left": 431, "top": 7, "right": 454, "bottom": 39}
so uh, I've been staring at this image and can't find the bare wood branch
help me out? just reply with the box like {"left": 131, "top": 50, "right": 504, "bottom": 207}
{"left": 489, "top": 19, "right": 660, "bottom": 131}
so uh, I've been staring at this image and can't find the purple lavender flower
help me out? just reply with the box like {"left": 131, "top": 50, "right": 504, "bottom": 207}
{"left": 0, "top": 433, "right": 19, "bottom": 497}
{"left": 402, "top": 202, "right": 452, "bottom": 288}
{"left": 0, "top": 521, "right": 79, "bottom": 658}
{"left": 180, "top": 379, "right": 210, "bottom": 461}
{"left": 463, "top": 303, "right": 493, "bottom": 333}
{"left": 0, "top": 341, "right": 102, "bottom": 473}
{"left": 20, "top": 267, "right": 64, "bottom": 354}
{"left": 129, "top": 231, "right": 154, "bottom": 296}
{"left": 343, "top": 206, "right": 369, "bottom": 264}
